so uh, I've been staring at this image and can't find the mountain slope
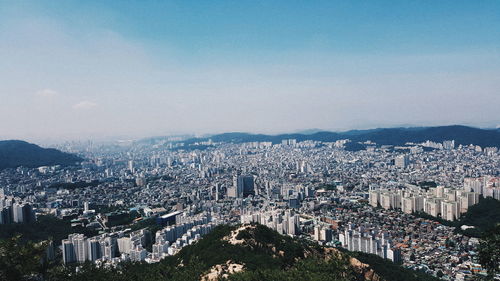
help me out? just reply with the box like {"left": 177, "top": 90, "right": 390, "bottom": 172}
{"left": 181, "top": 125, "right": 500, "bottom": 148}
{"left": 0, "top": 140, "right": 82, "bottom": 169}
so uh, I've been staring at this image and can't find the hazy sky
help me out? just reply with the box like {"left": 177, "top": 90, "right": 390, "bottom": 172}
{"left": 1, "top": 1, "right": 499, "bottom": 141}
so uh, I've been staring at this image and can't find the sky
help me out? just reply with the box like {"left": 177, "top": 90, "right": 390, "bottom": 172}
{"left": 1, "top": 1, "right": 499, "bottom": 141}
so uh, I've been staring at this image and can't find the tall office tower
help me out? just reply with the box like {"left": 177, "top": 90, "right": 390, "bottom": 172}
{"left": 235, "top": 176, "right": 244, "bottom": 197}
{"left": 240, "top": 175, "right": 255, "bottom": 197}
{"left": 84, "top": 202, "right": 90, "bottom": 212}
{"left": 229, "top": 175, "right": 254, "bottom": 198}
{"left": 62, "top": 239, "right": 76, "bottom": 264}
{"left": 87, "top": 238, "right": 102, "bottom": 261}
{"left": 395, "top": 155, "right": 410, "bottom": 169}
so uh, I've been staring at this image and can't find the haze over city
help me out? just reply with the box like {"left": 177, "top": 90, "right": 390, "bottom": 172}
{"left": 2, "top": 2, "right": 500, "bottom": 281}
{"left": 1, "top": 0, "right": 500, "bottom": 142}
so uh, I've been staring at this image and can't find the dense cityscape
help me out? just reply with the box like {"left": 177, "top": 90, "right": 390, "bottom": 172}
{"left": 2, "top": 1, "right": 500, "bottom": 281}
{"left": 1, "top": 136, "right": 499, "bottom": 280}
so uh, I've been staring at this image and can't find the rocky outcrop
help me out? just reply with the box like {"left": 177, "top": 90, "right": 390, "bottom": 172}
{"left": 201, "top": 260, "right": 245, "bottom": 281}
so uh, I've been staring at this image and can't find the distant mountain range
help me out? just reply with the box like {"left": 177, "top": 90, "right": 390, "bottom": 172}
{"left": 0, "top": 140, "right": 82, "bottom": 170}
{"left": 182, "top": 125, "right": 500, "bottom": 148}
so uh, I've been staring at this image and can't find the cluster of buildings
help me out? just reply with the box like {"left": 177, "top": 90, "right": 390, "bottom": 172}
{"left": 1, "top": 135, "right": 499, "bottom": 280}
{"left": 62, "top": 212, "right": 216, "bottom": 265}
{"left": 0, "top": 192, "right": 36, "bottom": 224}
{"left": 62, "top": 229, "right": 151, "bottom": 264}
{"left": 312, "top": 225, "right": 333, "bottom": 243}
{"left": 313, "top": 200, "right": 482, "bottom": 279}
{"left": 240, "top": 209, "right": 300, "bottom": 236}
{"left": 152, "top": 213, "right": 216, "bottom": 261}
{"left": 338, "top": 223, "right": 402, "bottom": 263}
{"left": 369, "top": 176, "right": 499, "bottom": 220}
{"left": 464, "top": 176, "right": 500, "bottom": 199}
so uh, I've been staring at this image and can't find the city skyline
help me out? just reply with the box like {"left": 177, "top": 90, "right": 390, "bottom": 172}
{"left": 1, "top": 1, "right": 500, "bottom": 141}
{"left": 2, "top": 2, "right": 500, "bottom": 280}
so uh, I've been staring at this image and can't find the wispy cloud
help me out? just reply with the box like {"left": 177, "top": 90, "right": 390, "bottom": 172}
{"left": 73, "top": 101, "right": 97, "bottom": 110}
{"left": 35, "top": 89, "right": 58, "bottom": 98}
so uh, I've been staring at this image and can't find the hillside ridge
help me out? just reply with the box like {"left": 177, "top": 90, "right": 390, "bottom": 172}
{"left": 177, "top": 125, "right": 500, "bottom": 148}
{"left": 0, "top": 140, "right": 82, "bottom": 169}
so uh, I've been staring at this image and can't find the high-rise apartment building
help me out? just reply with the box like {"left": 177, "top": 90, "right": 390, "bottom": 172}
{"left": 62, "top": 239, "right": 76, "bottom": 264}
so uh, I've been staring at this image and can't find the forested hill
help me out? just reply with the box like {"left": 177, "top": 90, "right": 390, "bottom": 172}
{"left": 0, "top": 140, "right": 82, "bottom": 169}
{"left": 181, "top": 125, "right": 500, "bottom": 148}
{"left": 4, "top": 224, "right": 440, "bottom": 281}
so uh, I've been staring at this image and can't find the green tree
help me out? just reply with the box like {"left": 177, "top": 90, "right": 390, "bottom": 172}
{"left": 478, "top": 224, "right": 500, "bottom": 277}
{"left": 0, "top": 235, "right": 48, "bottom": 280}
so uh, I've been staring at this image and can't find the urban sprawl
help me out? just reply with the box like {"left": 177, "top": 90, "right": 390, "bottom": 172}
{"left": 1, "top": 137, "right": 499, "bottom": 280}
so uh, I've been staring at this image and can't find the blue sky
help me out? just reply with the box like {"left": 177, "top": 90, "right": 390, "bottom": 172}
{"left": 1, "top": 1, "right": 499, "bottom": 140}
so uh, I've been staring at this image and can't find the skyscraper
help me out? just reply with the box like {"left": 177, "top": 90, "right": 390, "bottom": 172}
{"left": 241, "top": 175, "right": 255, "bottom": 197}
{"left": 227, "top": 175, "right": 255, "bottom": 198}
